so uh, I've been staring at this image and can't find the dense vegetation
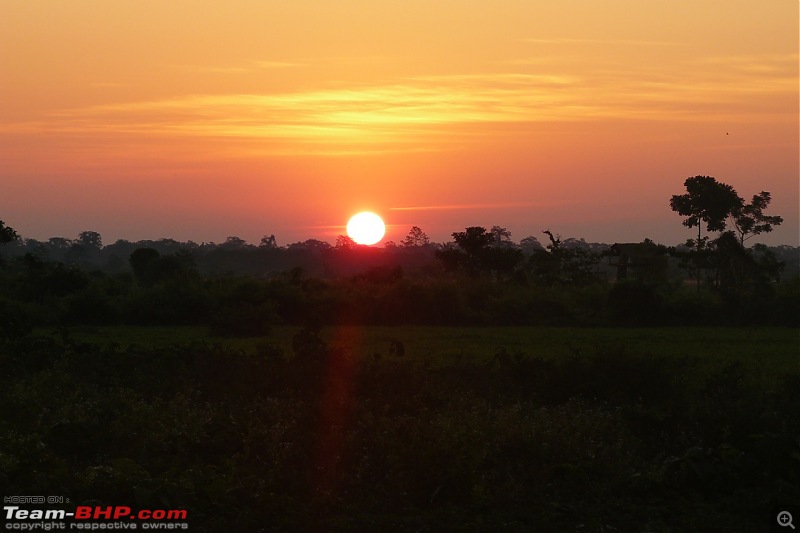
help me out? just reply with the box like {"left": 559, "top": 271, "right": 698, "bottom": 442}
{"left": 0, "top": 225, "right": 797, "bottom": 334}
{"left": 0, "top": 178, "right": 797, "bottom": 531}
{"left": 2, "top": 325, "right": 798, "bottom": 531}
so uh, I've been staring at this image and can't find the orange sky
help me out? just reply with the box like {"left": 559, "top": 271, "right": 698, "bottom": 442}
{"left": 1, "top": 0, "right": 797, "bottom": 246}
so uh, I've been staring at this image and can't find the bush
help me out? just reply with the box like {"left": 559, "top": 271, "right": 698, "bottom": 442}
{"left": 0, "top": 299, "right": 32, "bottom": 339}
{"left": 207, "top": 301, "right": 278, "bottom": 337}
{"left": 608, "top": 282, "right": 662, "bottom": 326}
{"left": 1, "top": 331, "right": 797, "bottom": 531}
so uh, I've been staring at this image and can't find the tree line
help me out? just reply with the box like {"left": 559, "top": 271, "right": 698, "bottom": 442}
{"left": 0, "top": 175, "right": 796, "bottom": 332}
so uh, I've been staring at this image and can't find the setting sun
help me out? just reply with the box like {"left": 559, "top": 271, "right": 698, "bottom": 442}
{"left": 346, "top": 212, "right": 386, "bottom": 245}
{"left": 0, "top": 1, "right": 795, "bottom": 246}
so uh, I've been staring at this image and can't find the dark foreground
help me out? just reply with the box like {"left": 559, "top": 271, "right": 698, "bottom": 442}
{"left": 2, "top": 326, "right": 798, "bottom": 532}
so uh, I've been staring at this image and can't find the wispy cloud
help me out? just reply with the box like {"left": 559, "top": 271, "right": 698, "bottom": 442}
{"left": 22, "top": 75, "right": 600, "bottom": 151}
{"left": 88, "top": 81, "right": 127, "bottom": 88}
{"left": 689, "top": 53, "right": 798, "bottom": 77}
{"left": 178, "top": 60, "right": 302, "bottom": 74}
{"left": 390, "top": 201, "right": 559, "bottom": 211}
{"left": 522, "top": 37, "right": 688, "bottom": 47}
{"left": 3, "top": 52, "right": 795, "bottom": 157}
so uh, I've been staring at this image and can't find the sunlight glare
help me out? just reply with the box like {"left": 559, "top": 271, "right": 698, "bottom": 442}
{"left": 346, "top": 212, "right": 386, "bottom": 245}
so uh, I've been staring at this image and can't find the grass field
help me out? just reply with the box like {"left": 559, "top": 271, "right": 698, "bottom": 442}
{"left": 54, "top": 323, "right": 799, "bottom": 375}
{"left": 15, "top": 324, "right": 797, "bottom": 530}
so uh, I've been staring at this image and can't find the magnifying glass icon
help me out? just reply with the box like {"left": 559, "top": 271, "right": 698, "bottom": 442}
{"left": 778, "top": 511, "right": 795, "bottom": 529}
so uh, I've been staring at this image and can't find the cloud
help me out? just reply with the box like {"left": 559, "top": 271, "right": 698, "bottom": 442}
{"left": 390, "top": 201, "right": 561, "bottom": 211}
{"left": 4, "top": 52, "right": 795, "bottom": 156}
{"left": 88, "top": 81, "right": 127, "bottom": 88}
{"left": 522, "top": 37, "right": 688, "bottom": 47}
{"left": 688, "top": 53, "right": 798, "bottom": 78}
{"left": 178, "top": 60, "right": 302, "bottom": 74}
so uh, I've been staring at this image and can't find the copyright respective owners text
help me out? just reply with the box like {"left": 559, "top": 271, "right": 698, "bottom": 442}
{"left": 3, "top": 496, "right": 189, "bottom": 530}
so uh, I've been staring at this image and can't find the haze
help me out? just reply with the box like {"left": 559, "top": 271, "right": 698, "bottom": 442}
{"left": 1, "top": 0, "right": 797, "bottom": 246}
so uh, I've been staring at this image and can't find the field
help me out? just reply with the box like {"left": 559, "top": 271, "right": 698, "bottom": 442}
{"left": 5, "top": 325, "right": 798, "bottom": 531}
{"left": 61, "top": 323, "right": 799, "bottom": 378}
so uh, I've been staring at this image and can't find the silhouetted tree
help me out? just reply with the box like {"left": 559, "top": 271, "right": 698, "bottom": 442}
{"left": 519, "top": 236, "right": 545, "bottom": 255}
{"left": 0, "top": 220, "right": 19, "bottom": 244}
{"left": 335, "top": 235, "right": 357, "bottom": 250}
{"left": 751, "top": 243, "right": 785, "bottom": 283}
{"left": 490, "top": 225, "right": 514, "bottom": 247}
{"left": 401, "top": 226, "right": 430, "bottom": 247}
{"left": 730, "top": 191, "right": 783, "bottom": 245}
{"left": 77, "top": 231, "right": 102, "bottom": 249}
{"left": 438, "top": 226, "right": 522, "bottom": 277}
{"left": 222, "top": 236, "right": 248, "bottom": 249}
{"left": 670, "top": 176, "right": 742, "bottom": 291}
{"left": 710, "top": 232, "right": 760, "bottom": 298}
{"left": 287, "top": 239, "right": 332, "bottom": 252}
{"left": 129, "top": 247, "right": 197, "bottom": 286}
{"left": 155, "top": 250, "right": 197, "bottom": 281}
{"left": 528, "top": 230, "right": 600, "bottom": 285}
{"left": 259, "top": 234, "right": 278, "bottom": 248}
{"left": 129, "top": 248, "right": 161, "bottom": 284}
{"left": 435, "top": 243, "right": 464, "bottom": 273}
{"left": 484, "top": 246, "right": 524, "bottom": 277}
{"left": 452, "top": 226, "right": 493, "bottom": 275}
{"left": 453, "top": 226, "right": 494, "bottom": 255}
{"left": 542, "top": 230, "right": 561, "bottom": 250}
{"left": 670, "top": 176, "right": 740, "bottom": 253}
{"left": 47, "top": 237, "right": 72, "bottom": 249}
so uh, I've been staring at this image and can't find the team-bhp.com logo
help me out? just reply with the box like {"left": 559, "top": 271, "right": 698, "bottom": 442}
{"left": 4, "top": 505, "right": 188, "bottom": 529}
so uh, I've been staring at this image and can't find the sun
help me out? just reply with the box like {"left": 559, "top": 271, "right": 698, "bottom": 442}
{"left": 346, "top": 211, "right": 386, "bottom": 245}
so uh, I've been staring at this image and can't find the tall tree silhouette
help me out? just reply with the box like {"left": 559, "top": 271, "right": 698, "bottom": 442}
{"left": 438, "top": 226, "right": 522, "bottom": 277}
{"left": 670, "top": 176, "right": 740, "bottom": 253}
{"left": 401, "top": 226, "right": 430, "bottom": 247}
{"left": 730, "top": 191, "right": 783, "bottom": 245}
{"left": 453, "top": 226, "right": 493, "bottom": 253}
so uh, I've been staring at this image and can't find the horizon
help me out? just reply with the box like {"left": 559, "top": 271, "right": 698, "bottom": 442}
{"left": 2, "top": 1, "right": 797, "bottom": 247}
{"left": 5, "top": 222, "right": 799, "bottom": 250}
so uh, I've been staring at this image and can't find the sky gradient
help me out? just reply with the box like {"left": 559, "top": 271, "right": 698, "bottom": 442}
{"left": 2, "top": 0, "right": 797, "bottom": 246}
